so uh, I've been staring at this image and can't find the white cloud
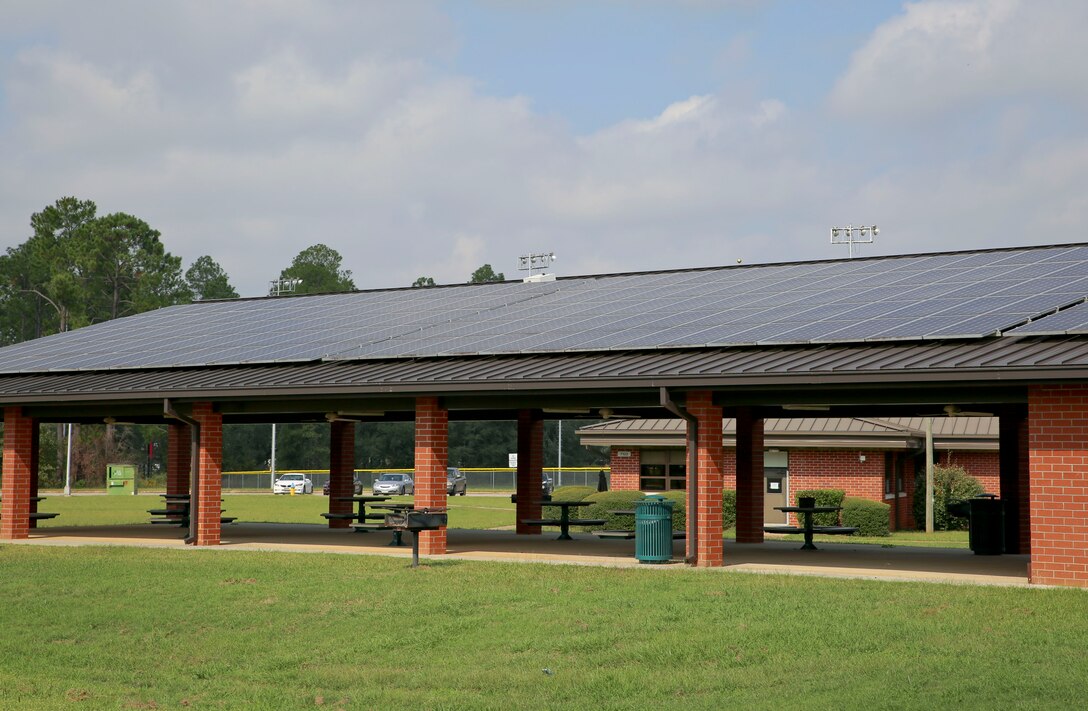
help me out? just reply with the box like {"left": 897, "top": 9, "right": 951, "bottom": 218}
{"left": 830, "top": 0, "right": 1088, "bottom": 120}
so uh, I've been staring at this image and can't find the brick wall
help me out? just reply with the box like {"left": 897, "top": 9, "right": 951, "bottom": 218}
{"left": 688, "top": 392, "right": 724, "bottom": 567}
{"left": 609, "top": 446, "right": 641, "bottom": 489}
{"left": 327, "top": 421, "right": 355, "bottom": 528}
{"left": 167, "top": 423, "right": 191, "bottom": 496}
{"left": 1028, "top": 385, "right": 1088, "bottom": 587}
{"left": 516, "top": 411, "right": 544, "bottom": 535}
{"left": 414, "top": 397, "right": 448, "bottom": 555}
{"left": 193, "top": 402, "right": 223, "bottom": 546}
{"left": 734, "top": 409, "right": 764, "bottom": 544}
{"left": 941, "top": 450, "right": 1000, "bottom": 495}
{"left": 0, "top": 407, "right": 33, "bottom": 540}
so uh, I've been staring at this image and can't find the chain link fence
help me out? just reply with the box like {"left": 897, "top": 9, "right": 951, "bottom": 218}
{"left": 221, "top": 468, "right": 610, "bottom": 492}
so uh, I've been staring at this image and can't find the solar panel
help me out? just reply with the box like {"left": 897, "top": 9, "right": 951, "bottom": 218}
{"left": 5, "top": 243, "right": 1088, "bottom": 373}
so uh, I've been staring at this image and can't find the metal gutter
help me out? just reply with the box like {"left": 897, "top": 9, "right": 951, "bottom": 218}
{"left": 163, "top": 399, "right": 200, "bottom": 546}
{"left": 660, "top": 387, "right": 697, "bottom": 564}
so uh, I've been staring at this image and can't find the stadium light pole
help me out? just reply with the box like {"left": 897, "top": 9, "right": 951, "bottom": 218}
{"left": 830, "top": 225, "right": 879, "bottom": 258}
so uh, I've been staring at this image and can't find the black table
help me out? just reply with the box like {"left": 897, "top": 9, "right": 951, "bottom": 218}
{"left": 521, "top": 500, "right": 605, "bottom": 541}
{"left": 774, "top": 505, "right": 844, "bottom": 550}
{"left": 335, "top": 496, "right": 390, "bottom": 533}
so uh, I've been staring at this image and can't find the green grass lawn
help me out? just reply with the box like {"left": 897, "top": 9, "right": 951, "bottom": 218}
{"left": 0, "top": 544, "right": 1085, "bottom": 709}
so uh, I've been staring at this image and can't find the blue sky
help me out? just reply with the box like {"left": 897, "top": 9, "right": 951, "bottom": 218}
{"left": 1, "top": 1, "right": 1086, "bottom": 296}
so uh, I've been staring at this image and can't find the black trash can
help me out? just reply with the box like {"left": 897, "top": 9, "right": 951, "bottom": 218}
{"left": 968, "top": 494, "right": 1003, "bottom": 556}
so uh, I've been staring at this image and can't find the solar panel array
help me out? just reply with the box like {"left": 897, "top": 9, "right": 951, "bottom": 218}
{"left": 3, "top": 243, "right": 1088, "bottom": 373}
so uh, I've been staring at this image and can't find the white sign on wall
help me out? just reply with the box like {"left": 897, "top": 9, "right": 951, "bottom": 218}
{"left": 508, "top": 453, "right": 518, "bottom": 468}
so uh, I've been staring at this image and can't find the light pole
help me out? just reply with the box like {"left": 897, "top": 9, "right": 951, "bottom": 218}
{"left": 830, "top": 225, "right": 879, "bottom": 258}
{"left": 268, "top": 277, "right": 303, "bottom": 296}
{"left": 21, "top": 289, "right": 74, "bottom": 495}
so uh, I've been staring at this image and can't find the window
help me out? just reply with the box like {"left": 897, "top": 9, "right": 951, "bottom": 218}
{"left": 639, "top": 450, "right": 687, "bottom": 490}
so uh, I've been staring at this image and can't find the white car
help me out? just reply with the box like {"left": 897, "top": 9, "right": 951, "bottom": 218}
{"left": 273, "top": 473, "right": 313, "bottom": 495}
{"left": 372, "top": 472, "right": 414, "bottom": 496}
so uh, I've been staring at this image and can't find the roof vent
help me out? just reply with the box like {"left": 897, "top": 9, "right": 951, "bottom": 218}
{"left": 523, "top": 273, "right": 556, "bottom": 283}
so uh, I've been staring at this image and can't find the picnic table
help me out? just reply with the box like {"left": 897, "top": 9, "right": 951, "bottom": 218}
{"left": 328, "top": 495, "right": 390, "bottom": 533}
{"left": 770, "top": 505, "right": 857, "bottom": 550}
{"left": 592, "top": 509, "right": 686, "bottom": 540}
{"left": 149, "top": 494, "right": 234, "bottom": 527}
{"left": 0, "top": 495, "right": 59, "bottom": 523}
{"left": 521, "top": 500, "right": 607, "bottom": 541}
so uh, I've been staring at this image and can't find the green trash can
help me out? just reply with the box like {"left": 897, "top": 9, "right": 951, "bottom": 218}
{"left": 106, "top": 464, "right": 138, "bottom": 496}
{"left": 635, "top": 494, "right": 674, "bottom": 564}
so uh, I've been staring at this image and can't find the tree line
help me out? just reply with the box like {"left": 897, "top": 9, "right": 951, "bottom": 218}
{"left": 0, "top": 197, "right": 604, "bottom": 486}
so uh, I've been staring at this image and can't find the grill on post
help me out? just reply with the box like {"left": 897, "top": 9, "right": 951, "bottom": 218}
{"left": 384, "top": 509, "right": 448, "bottom": 567}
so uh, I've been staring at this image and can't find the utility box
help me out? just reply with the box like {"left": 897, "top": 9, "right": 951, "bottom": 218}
{"left": 106, "top": 464, "right": 138, "bottom": 495}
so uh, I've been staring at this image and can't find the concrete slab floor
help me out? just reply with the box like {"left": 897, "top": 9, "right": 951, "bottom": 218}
{"left": 5, "top": 523, "right": 1033, "bottom": 588}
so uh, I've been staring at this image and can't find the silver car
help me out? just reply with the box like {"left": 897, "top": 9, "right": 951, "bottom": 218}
{"left": 446, "top": 467, "right": 467, "bottom": 496}
{"left": 372, "top": 473, "right": 414, "bottom": 495}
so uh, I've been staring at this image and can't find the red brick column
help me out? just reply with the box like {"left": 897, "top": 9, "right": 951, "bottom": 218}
{"left": 1000, "top": 410, "right": 1029, "bottom": 554}
{"left": 414, "top": 397, "right": 448, "bottom": 555}
{"left": 328, "top": 421, "right": 355, "bottom": 528}
{"left": 1, "top": 407, "right": 34, "bottom": 540}
{"left": 688, "top": 391, "right": 724, "bottom": 567}
{"left": 166, "top": 423, "right": 191, "bottom": 496}
{"left": 609, "top": 446, "right": 641, "bottom": 490}
{"left": 516, "top": 410, "right": 544, "bottom": 535}
{"left": 735, "top": 407, "right": 764, "bottom": 544}
{"left": 1028, "top": 385, "right": 1088, "bottom": 587}
{"left": 192, "top": 402, "right": 223, "bottom": 546}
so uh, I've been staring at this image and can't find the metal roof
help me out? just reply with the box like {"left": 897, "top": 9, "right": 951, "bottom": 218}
{"left": 4, "top": 242, "right": 1088, "bottom": 374}
{"left": 577, "top": 416, "right": 998, "bottom": 451}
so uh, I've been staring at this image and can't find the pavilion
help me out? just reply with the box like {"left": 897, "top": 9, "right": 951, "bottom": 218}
{"left": 3, "top": 242, "right": 1088, "bottom": 587}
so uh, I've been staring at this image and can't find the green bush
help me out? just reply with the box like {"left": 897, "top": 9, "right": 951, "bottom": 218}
{"left": 660, "top": 490, "right": 687, "bottom": 531}
{"left": 841, "top": 497, "right": 890, "bottom": 537}
{"left": 722, "top": 489, "right": 737, "bottom": 529}
{"left": 795, "top": 489, "right": 844, "bottom": 527}
{"left": 543, "top": 486, "right": 597, "bottom": 519}
{"left": 578, "top": 490, "right": 686, "bottom": 531}
{"left": 912, "top": 464, "right": 985, "bottom": 531}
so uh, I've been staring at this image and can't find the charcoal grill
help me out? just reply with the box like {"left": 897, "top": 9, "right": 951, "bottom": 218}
{"left": 384, "top": 509, "right": 448, "bottom": 567}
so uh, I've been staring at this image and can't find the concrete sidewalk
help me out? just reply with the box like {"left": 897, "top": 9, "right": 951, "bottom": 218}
{"left": 6, "top": 523, "right": 1032, "bottom": 587}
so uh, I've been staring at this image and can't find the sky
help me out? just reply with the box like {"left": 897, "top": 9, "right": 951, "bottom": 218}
{"left": 1, "top": 0, "right": 1086, "bottom": 297}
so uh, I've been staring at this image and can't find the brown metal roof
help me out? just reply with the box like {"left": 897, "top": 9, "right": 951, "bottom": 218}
{"left": 578, "top": 416, "right": 998, "bottom": 451}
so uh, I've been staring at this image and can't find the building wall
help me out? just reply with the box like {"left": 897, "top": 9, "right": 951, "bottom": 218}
{"left": 609, "top": 442, "right": 997, "bottom": 532}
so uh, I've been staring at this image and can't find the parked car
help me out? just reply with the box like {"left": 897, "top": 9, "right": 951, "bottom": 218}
{"left": 541, "top": 475, "right": 554, "bottom": 497}
{"left": 322, "top": 477, "right": 363, "bottom": 496}
{"left": 373, "top": 472, "right": 414, "bottom": 495}
{"left": 273, "top": 472, "right": 313, "bottom": 495}
{"left": 446, "top": 467, "right": 467, "bottom": 496}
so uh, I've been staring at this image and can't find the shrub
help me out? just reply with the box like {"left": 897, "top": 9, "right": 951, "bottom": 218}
{"left": 581, "top": 490, "right": 643, "bottom": 531}
{"left": 722, "top": 489, "right": 737, "bottom": 529}
{"left": 912, "top": 464, "right": 985, "bottom": 531}
{"left": 841, "top": 497, "right": 890, "bottom": 537}
{"left": 543, "top": 486, "right": 597, "bottom": 519}
{"left": 794, "top": 489, "right": 845, "bottom": 527}
{"left": 660, "top": 490, "right": 687, "bottom": 531}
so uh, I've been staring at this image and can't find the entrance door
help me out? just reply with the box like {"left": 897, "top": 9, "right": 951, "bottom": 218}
{"left": 763, "top": 451, "right": 789, "bottom": 524}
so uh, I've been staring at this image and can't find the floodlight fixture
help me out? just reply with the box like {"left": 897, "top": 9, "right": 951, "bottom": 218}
{"left": 518, "top": 252, "right": 557, "bottom": 276}
{"left": 830, "top": 224, "right": 879, "bottom": 258}
{"left": 269, "top": 277, "right": 303, "bottom": 296}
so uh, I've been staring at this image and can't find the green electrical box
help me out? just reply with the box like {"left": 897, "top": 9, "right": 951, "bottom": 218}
{"left": 106, "top": 463, "right": 138, "bottom": 495}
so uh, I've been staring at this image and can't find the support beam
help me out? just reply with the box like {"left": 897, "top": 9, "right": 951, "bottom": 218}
{"left": 328, "top": 421, "right": 355, "bottom": 528}
{"left": 414, "top": 397, "right": 448, "bottom": 555}
{"left": 0, "top": 407, "right": 34, "bottom": 540}
{"left": 687, "top": 391, "right": 724, "bottom": 567}
{"left": 515, "top": 410, "right": 544, "bottom": 535}
{"left": 166, "top": 423, "right": 191, "bottom": 496}
{"left": 28, "top": 424, "right": 40, "bottom": 529}
{"left": 735, "top": 407, "right": 765, "bottom": 544}
{"left": 192, "top": 402, "right": 223, "bottom": 546}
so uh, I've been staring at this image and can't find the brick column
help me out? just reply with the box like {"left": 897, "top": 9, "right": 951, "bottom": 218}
{"left": 192, "top": 402, "right": 223, "bottom": 546}
{"left": 688, "top": 391, "right": 724, "bottom": 567}
{"left": 166, "top": 423, "right": 191, "bottom": 496}
{"left": 328, "top": 421, "right": 355, "bottom": 528}
{"left": 414, "top": 397, "right": 448, "bottom": 555}
{"left": 1000, "top": 409, "right": 1030, "bottom": 554}
{"left": 609, "top": 446, "right": 640, "bottom": 490}
{"left": 735, "top": 407, "right": 765, "bottom": 544}
{"left": 1, "top": 407, "right": 34, "bottom": 540}
{"left": 1028, "top": 385, "right": 1088, "bottom": 587}
{"left": 515, "top": 410, "right": 544, "bottom": 535}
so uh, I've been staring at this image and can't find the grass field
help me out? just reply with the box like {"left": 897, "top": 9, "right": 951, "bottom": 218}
{"left": 0, "top": 544, "right": 1085, "bottom": 709}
